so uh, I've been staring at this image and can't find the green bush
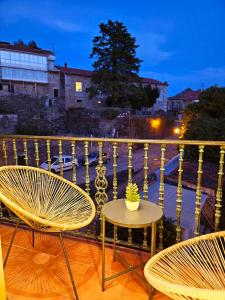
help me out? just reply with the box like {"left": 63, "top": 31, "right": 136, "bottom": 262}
{"left": 101, "top": 109, "right": 119, "bottom": 120}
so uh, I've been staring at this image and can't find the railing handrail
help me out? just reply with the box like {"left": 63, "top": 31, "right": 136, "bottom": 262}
{"left": 1, "top": 134, "right": 225, "bottom": 146}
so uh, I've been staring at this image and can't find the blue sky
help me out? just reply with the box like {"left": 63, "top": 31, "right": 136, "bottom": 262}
{"left": 0, "top": 0, "right": 225, "bottom": 95}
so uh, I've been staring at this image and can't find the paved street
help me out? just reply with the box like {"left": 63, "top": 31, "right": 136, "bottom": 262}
{"left": 148, "top": 182, "right": 207, "bottom": 238}
{"left": 62, "top": 141, "right": 178, "bottom": 185}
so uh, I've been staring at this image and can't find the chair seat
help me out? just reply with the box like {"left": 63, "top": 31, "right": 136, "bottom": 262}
{"left": 144, "top": 231, "right": 225, "bottom": 300}
{"left": 0, "top": 166, "right": 96, "bottom": 232}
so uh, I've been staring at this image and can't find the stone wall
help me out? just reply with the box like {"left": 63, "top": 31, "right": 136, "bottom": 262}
{"left": 0, "top": 94, "right": 65, "bottom": 135}
{"left": 0, "top": 114, "right": 17, "bottom": 134}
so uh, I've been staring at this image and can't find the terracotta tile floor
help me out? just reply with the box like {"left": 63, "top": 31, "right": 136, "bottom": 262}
{"left": 0, "top": 224, "right": 170, "bottom": 300}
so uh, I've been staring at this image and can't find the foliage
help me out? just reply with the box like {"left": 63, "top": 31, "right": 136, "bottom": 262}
{"left": 14, "top": 40, "right": 38, "bottom": 49}
{"left": 28, "top": 40, "right": 38, "bottom": 48}
{"left": 15, "top": 123, "right": 53, "bottom": 136}
{"left": 89, "top": 20, "right": 142, "bottom": 107}
{"left": 101, "top": 109, "right": 119, "bottom": 120}
{"left": 142, "top": 85, "right": 160, "bottom": 110}
{"left": 126, "top": 183, "right": 141, "bottom": 202}
{"left": 181, "top": 86, "right": 225, "bottom": 161}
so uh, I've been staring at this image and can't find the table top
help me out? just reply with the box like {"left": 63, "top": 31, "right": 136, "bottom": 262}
{"left": 102, "top": 199, "right": 163, "bottom": 228}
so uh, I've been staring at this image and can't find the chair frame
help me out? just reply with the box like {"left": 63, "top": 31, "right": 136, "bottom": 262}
{"left": 0, "top": 165, "right": 96, "bottom": 300}
{"left": 144, "top": 231, "right": 225, "bottom": 300}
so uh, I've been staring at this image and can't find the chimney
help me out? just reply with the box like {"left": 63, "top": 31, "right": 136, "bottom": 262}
{"left": 64, "top": 62, "right": 68, "bottom": 68}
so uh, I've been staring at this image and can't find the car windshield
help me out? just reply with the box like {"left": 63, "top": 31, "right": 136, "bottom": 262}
{"left": 51, "top": 157, "right": 58, "bottom": 164}
{"left": 88, "top": 152, "right": 98, "bottom": 159}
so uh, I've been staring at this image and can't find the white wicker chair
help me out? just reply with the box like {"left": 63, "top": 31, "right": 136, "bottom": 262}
{"left": 144, "top": 231, "right": 225, "bottom": 300}
{"left": 0, "top": 165, "right": 96, "bottom": 300}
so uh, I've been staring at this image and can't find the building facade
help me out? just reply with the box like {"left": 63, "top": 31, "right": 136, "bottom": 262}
{"left": 0, "top": 41, "right": 60, "bottom": 101}
{"left": 0, "top": 41, "right": 168, "bottom": 111}
{"left": 58, "top": 65, "right": 168, "bottom": 111}
{"left": 168, "top": 88, "right": 201, "bottom": 117}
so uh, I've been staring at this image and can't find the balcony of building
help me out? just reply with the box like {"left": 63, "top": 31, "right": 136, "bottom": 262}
{"left": 0, "top": 134, "right": 224, "bottom": 299}
{"left": 0, "top": 223, "right": 169, "bottom": 300}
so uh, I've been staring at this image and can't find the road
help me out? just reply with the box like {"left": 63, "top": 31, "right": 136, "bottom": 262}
{"left": 62, "top": 141, "right": 178, "bottom": 185}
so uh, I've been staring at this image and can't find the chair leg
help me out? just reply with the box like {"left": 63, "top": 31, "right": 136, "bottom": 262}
{"left": 59, "top": 233, "right": 79, "bottom": 300}
{"left": 4, "top": 220, "right": 20, "bottom": 268}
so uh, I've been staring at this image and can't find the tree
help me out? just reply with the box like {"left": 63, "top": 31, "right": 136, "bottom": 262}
{"left": 14, "top": 40, "right": 26, "bottom": 47}
{"left": 142, "top": 84, "right": 160, "bottom": 110}
{"left": 89, "top": 20, "right": 142, "bottom": 106}
{"left": 28, "top": 40, "right": 38, "bottom": 48}
{"left": 181, "top": 86, "right": 225, "bottom": 161}
{"left": 14, "top": 40, "right": 38, "bottom": 49}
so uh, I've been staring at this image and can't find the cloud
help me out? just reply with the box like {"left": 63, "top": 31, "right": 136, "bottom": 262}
{"left": 0, "top": 0, "right": 84, "bottom": 32}
{"left": 136, "top": 32, "right": 173, "bottom": 66}
{"left": 43, "top": 19, "right": 83, "bottom": 32}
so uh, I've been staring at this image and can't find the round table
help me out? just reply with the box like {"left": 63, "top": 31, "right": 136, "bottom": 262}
{"left": 101, "top": 199, "right": 163, "bottom": 292}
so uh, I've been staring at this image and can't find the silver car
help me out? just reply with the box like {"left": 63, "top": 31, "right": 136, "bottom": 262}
{"left": 40, "top": 155, "right": 78, "bottom": 173}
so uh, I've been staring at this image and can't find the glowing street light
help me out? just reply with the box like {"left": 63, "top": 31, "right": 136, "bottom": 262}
{"left": 174, "top": 127, "right": 180, "bottom": 135}
{"left": 150, "top": 118, "right": 160, "bottom": 129}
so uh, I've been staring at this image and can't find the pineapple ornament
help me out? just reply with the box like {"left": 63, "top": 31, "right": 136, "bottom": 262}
{"left": 125, "top": 183, "right": 141, "bottom": 211}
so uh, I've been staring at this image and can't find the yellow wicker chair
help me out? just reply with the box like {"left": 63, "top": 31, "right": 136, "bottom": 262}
{"left": 0, "top": 165, "right": 96, "bottom": 300}
{"left": 0, "top": 237, "right": 6, "bottom": 300}
{"left": 144, "top": 231, "right": 225, "bottom": 300}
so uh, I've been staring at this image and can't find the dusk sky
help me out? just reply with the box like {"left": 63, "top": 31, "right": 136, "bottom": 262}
{"left": 1, "top": 0, "right": 225, "bottom": 95}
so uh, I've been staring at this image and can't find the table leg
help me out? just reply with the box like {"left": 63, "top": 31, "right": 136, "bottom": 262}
{"left": 150, "top": 222, "right": 156, "bottom": 257}
{"left": 113, "top": 225, "right": 116, "bottom": 262}
{"left": 102, "top": 215, "right": 106, "bottom": 291}
{"left": 149, "top": 222, "right": 157, "bottom": 299}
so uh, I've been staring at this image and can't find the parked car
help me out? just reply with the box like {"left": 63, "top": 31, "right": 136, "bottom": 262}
{"left": 40, "top": 155, "right": 78, "bottom": 173}
{"left": 79, "top": 152, "right": 110, "bottom": 166}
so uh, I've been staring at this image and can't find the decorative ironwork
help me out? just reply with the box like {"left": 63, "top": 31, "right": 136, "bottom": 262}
{"left": 128, "top": 143, "right": 133, "bottom": 184}
{"left": 176, "top": 144, "right": 184, "bottom": 243}
{"left": 127, "top": 143, "right": 133, "bottom": 245}
{"left": 95, "top": 142, "right": 108, "bottom": 216}
{"left": 143, "top": 143, "right": 149, "bottom": 201}
{"left": 158, "top": 144, "right": 166, "bottom": 250}
{"left": 58, "top": 140, "right": 63, "bottom": 177}
{"left": 143, "top": 143, "right": 149, "bottom": 248}
{"left": 113, "top": 142, "right": 118, "bottom": 201}
{"left": 46, "top": 140, "right": 51, "bottom": 171}
{"left": 34, "top": 139, "right": 39, "bottom": 167}
{"left": 2, "top": 140, "right": 7, "bottom": 166}
{"left": 194, "top": 145, "right": 204, "bottom": 236}
{"left": 1, "top": 135, "right": 225, "bottom": 253}
{"left": 23, "top": 140, "right": 28, "bottom": 166}
{"left": 84, "top": 141, "right": 90, "bottom": 195}
{"left": 12, "top": 139, "right": 18, "bottom": 165}
{"left": 215, "top": 146, "right": 225, "bottom": 231}
{"left": 71, "top": 141, "right": 76, "bottom": 184}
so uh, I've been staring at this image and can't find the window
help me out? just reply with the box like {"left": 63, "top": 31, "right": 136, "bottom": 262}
{"left": 0, "top": 50, "right": 47, "bottom": 70}
{"left": 77, "top": 99, "right": 82, "bottom": 103}
{"left": 53, "top": 88, "right": 59, "bottom": 98}
{"left": 1, "top": 67, "right": 48, "bottom": 83}
{"left": 65, "top": 158, "right": 71, "bottom": 163}
{"left": 75, "top": 81, "right": 82, "bottom": 92}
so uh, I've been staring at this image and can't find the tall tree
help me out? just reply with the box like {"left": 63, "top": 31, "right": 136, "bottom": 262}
{"left": 28, "top": 40, "right": 38, "bottom": 48}
{"left": 142, "top": 85, "right": 160, "bottom": 110}
{"left": 89, "top": 20, "right": 142, "bottom": 106}
{"left": 181, "top": 86, "right": 225, "bottom": 161}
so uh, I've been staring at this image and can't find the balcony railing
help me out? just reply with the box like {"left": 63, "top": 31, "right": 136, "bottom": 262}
{"left": 0, "top": 134, "right": 224, "bottom": 252}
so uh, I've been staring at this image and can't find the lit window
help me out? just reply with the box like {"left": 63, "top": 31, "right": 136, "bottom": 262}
{"left": 75, "top": 82, "right": 82, "bottom": 92}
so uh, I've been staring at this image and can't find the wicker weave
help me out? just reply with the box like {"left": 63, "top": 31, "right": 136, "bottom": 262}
{"left": 144, "top": 231, "right": 225, "bottom": 300}
{"left": 0, "top": 166, "right": 96, "bottom": 232}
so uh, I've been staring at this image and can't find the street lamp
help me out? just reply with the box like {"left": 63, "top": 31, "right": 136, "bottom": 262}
{"left": 173, "top": 127, "right": 180, "bottom": 135}
{"left": 150, "top": 118, "right": 161, "bottom": 138}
